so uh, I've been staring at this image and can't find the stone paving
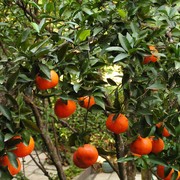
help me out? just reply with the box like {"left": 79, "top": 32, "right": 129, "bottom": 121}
{"left": 11, "top": 152, "right": 155, "bottom": 180}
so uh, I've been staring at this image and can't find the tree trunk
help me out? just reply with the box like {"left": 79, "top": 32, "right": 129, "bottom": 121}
{"left": 114, "top": 134, "right": 127, "bottom": 180}
{"left": 24, "top": 95, "right": 66, "bottom": 180}
{"left": 141, "top": 169, "right": 152, "bottom": 180}
{"left": 126, "top": 161, "right": 136, "bottom": 180}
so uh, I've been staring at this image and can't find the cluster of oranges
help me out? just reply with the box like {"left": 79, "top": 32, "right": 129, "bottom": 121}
{"left": 35, "top": 69, "right": 179, "bottom": 179}
{"left": 35, "top": 70, "right": 98, "bottom": 169}
{"left": 104, "top": 112, "right": 179, "bottom": 179}
{"left": 129, "top": 126, "right": 179, "bottom": 179}
{"left": 0, "top": 136, "right": 35, "bottom": 176}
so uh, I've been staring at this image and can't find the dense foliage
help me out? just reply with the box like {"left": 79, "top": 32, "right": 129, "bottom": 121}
{"left": 0, "top": 0, "right": 179, "bottom": 179}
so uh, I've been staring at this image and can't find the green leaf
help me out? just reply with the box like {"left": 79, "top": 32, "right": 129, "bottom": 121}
{"left": 175, "top": 61, "right": 180, "bottom": 69}
{"left": 18, "top": 74, "right": 33, "bottom": 82}
{"left": 82, "top": 8, "right": 93, "bottom": 15}
{"left": 0, "top": 132, "right": 4, "bottom": 151}
{"left": 31, "top": 22, "right": 40, "bottom": 33}
{"left": 57, "top": 42, "right": 69, "bottom": 62}
{"left": 113, "top": 53, "right": 129, "bottom": 63}
{"left": 117, "top": 9, "right": 127, "bottom": 18}
{"left": 0, "top": 22, "right": 9, "bottom": 26}
{"left": 93, "top": 27, "right": 103, "bottom": 36}
{"left": 39, "top": 18, "right": 46, "bottom": 32}
{"left": 45, "top": 2, "right": 54, "bottom": 13}
{"left": 6, "top": 69, "right": 19, "bottom": 90}
{"left": 78, "top": 30, "right": 91, "bottom": 42}
{"left": 0, "top": 105, "right": 12, "bottom": 121}
{"left": 7, "top": 152, "right": 18, "bottom": 168}
{"left": 94, "top": 97, "right": 105, "bottom": 110}
{"left": 30, "top": 37, "right": 50, "bottom": 53}
{"left": 5, "top": 94, "right": 18, "bottom": 107}
{"left": 130, "top": 22, "right": 139, "bottom": 35}
{"left": 73, "top": 83, "right": 81, "bottom": 93}
{"left": 29, "top": 1, "right": 41, "bottom": 10}
{"left": 107, "top": 78, "right": 117, "bottom": 86}
{"left": 106, "top": 47, "right": 125, "bottom": 52}
{"left": 0, "top": 169, "right": 12, "bottom": 180}
{"left": 118, "top": 33, "right": 131, "bottom": 52}
{"left": 118, "top": 156, "right": 134, "bottom": 163}
{"left": 21, "top": 28, "right": 31, "bottom": 43}
{"left": 22, "top": 119, "right": 41, "bottom": 133}
{"left": 147, "top": 82, "right": 166, "bottom": 90}
{"left": 38, "top": 64, "right": 50, "bottom": 80}
{"left": 148, "top": 155, "right": 168, "bottom": 166}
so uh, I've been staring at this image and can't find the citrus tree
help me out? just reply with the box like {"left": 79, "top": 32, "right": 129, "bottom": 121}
{"left": 0, "top": 0, "right": 180, "bottom": 180}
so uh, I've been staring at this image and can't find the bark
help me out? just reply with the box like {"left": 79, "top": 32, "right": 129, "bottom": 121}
{"left": 126, "top": 161, "right": 136, "bottom": 180}
{"left": 24, "top": 95, "right": 66, "bottom": 180}
{"left": 141, "top": 169, "right": 152, "bottom": 180}
{"left": 114, "top": 134, "right": 127, "bottom": 180}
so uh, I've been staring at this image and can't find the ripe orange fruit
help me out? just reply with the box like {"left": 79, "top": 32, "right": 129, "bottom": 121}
{"left": 106, "top": 114, "right": 129, "bottom": 134}
{"left": 143, "top": 45, "right": 158, "bottom": 64}
{"left": 78, "top": 96, "right": 95, "bottom": 109}
{"left": 156, "top": 122, "right": 171, "bottom": 137}
{"left": 54, "top": 98, "right": 76, "bottom": 118}
{"left": 0, "top": 155, "right": 21, "bottom": 176}
{"left": 73, "top": 144, "right": 98, "bottom": 169}
{"left": 157, "top": 165, "right": 174, "bottom": 180}
{"left": 35, "top": 70, "right": 59, "bottom": 90}
{"left": 130, "top": 136, "right": 152, "bottom": 155}
{"left": 12, "top": 136, "right": 35, "bottom": 157}
{"left": 151, "top": 137, "right": 164, "bottom": 154}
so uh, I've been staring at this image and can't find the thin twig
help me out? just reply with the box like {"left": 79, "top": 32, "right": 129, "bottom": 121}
{"left": 30, "top": 153, "right": 53, "bottom": 180}
{"left": 100, "top": 154, "right": 120, "bottom": 177}
{"left": 58, "top": 119, "right": 77, "bottom": 133}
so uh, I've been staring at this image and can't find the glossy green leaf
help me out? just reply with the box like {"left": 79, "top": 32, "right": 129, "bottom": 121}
{"left": 148, "top": 155, "right": 168, "bottom": 166}
{"left": 21, "top": 28, "right": 31, "bottom": 43}
{"left": 147, "top": 82, "right": 166, "bottom": 90}
{"left": 106, "top": 47, "right": 125, "bottom": 52}
{"left": 0, "top": 105, "right": 12, "bottom": 121}
{"left": 7, "top": 152, "right": 18, "bottom": 168}
{"left": 22, "top": 119, "right": 41, "bottom": 133}
{"left": 39, "top": 18, "right": 46, "bottom": 32}
{"left": 118, "top": 33, "right": 131, "bottom": 52}
{"left": 6, "top": 69, "right": 19, "bottom": 90}
{"left": 82, "top": 8, "right": 93, "bottom": 15}
{"left": 78, "top": 30, "right": 91, "bottom": 42}
{"left": 118, "top": 156, "right": 134, "bottom": 163}
{"left": 38, "top": 64, "right": 51, "bottom": 80}
{"left": 113, "top": 53, "right": 129, "bottom": 63}
{"left": 31, "top": 22, "right": 40, "bottom": 33}
{"left": 73, "top": 83, "right": 81, "bottom": 93}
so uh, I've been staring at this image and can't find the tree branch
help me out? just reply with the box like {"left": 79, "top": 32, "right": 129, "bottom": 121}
{"left": 23, "top": 95, "right": 66, "bottom": 180}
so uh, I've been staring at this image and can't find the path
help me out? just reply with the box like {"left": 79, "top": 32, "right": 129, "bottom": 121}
{"left": 12, "top": 152, "right": 156, "bottom": 180}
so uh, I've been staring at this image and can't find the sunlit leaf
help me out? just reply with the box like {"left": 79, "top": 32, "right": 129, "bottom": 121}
{"left": 113, "top": 53, "right": 129, "bottom": 63}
